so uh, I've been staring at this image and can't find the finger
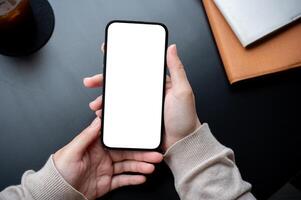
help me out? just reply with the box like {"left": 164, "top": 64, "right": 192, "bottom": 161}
{"left": 110, "top": 175, "right": 146, "bottom": 191}
{"left": 166, "top": 75, "right": 171, "bottom": 82}
{"left": 95, "top": 109, "right": 102, "bottom": 117}
{"left": 166, "top": 44, "right": 190, "bottom": 89}
{"left": 166, "top": 75, "right": 172, "bottom": 89}
{"left": 113, "top": 161, "right": 155, "bottom": 174}
{"left": 89, "top": 95, "right": 103, "bottom": 111}
{"left": 83, "top": 74, "right": 103, "bottom": 88}
{"left": 101, "top": 42, "right": 105, "bottom": 54}
{"left": 110, "top": 151, "right": 163, "bottom": 163}
{"left": 68, "top": 117, "right": 101, "bottom": 156}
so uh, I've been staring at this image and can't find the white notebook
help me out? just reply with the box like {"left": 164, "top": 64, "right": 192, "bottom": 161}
{"left": 214, "top": 0, "right": 301, "bottom": 47}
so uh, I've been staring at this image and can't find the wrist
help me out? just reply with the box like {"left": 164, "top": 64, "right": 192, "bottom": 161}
{"left": 163, "top": 118, "right": 201, "bottom": 151}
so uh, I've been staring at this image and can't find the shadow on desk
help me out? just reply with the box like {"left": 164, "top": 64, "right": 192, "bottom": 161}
{"left": 269, "top": 170, "right": 301, "bottom": 200}
{"left": 230, "top": 67, "right": 301, "bottom": 91}
{"left": 99, "top": 162, "right": 180, "bottom": 200}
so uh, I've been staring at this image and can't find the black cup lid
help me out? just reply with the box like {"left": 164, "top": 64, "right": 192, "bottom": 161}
{"left": 0, "top": 0, "right": 55, "bottom": 57}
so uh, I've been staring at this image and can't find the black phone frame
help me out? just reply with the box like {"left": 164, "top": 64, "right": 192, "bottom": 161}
{"left": 101, "top": 20, "right": 168, "bottom": 151}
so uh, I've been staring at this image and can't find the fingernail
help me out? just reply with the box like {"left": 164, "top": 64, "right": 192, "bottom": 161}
{"left": 95, "top": 110, "right": 102, "bottom": 117}
{"left": 90, "top": 117, "right": 100, "bottom": 127}
{"left": 84, "top": 77, "right": 89, "bottom": 80}
{"left": 170, "top": 44, "right": 177, "bottom": 56}
{"left": 83, "top": 77, "right": 90, "bottom": 84}
{"left": 89, "top": 101, "right": 94, "bottom": 108}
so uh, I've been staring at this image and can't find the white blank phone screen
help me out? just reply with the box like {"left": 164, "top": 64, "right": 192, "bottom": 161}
{"left": 103, "top": 22, "right": 167, "bottom": 149}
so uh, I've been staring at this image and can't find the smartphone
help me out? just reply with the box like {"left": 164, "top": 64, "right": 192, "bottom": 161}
{"left": 101, "top": 20, "right": 168, "bottom": 150}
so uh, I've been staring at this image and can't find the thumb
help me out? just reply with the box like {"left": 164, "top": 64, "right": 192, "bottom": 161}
{"left": 69, "top": 117, "right": 101, "bottom": 156}
{"left": 166, "top": 44, "right": 190, "bottom": 89}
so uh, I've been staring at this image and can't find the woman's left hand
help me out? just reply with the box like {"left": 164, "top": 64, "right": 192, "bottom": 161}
{"left": 53, "top": 117, "right": 163, "bottom": 200}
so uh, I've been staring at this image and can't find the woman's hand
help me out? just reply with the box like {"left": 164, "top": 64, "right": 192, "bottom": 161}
{"left": 85, "top": 44, "right": 201, "bottom": 152}
{"left": 53, "top": 117, "right": 163, "bottom": 200}
{"left": 162, "top": 44, "right": 201, "bottom": 150}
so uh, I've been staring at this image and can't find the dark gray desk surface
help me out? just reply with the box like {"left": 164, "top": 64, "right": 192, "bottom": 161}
{"left": 1, "top": 0, "right": 301, "bottom": 199}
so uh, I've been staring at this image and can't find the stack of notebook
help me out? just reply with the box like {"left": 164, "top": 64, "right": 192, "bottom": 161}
{"left": 202, "top": 0, "right": 301, "bottom": 84}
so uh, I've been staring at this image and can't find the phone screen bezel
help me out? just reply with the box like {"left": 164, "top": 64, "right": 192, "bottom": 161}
{"left": 101, "top": 20, "right": 168, "bottom": 150}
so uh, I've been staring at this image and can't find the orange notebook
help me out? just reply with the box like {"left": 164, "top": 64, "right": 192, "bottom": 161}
{"left": 202, "top": 0, "right": 301, "bottom": 84}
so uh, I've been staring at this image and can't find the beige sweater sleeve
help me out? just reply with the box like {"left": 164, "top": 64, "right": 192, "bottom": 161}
{"left": 0, "top": 155, "right": 86, "bottom": 200}
{"left": 164, "top": 123, "right": 256, "bottom": 200}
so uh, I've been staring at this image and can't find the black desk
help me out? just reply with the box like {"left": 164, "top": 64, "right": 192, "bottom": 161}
{"left": 0, "top": 0, "right": 300, "bottom": 199}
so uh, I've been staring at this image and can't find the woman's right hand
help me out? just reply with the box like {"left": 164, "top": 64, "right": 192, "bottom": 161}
{"left": 160, "top": 44, "right": 201, "bottom": 151}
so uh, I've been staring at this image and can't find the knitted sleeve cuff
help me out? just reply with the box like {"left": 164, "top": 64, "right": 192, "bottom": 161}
{"left": 164, "top": 123, "right": 226, "bottom": 178}
{"left": 24, "top": 155, "right": 87, "bottom": 200}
